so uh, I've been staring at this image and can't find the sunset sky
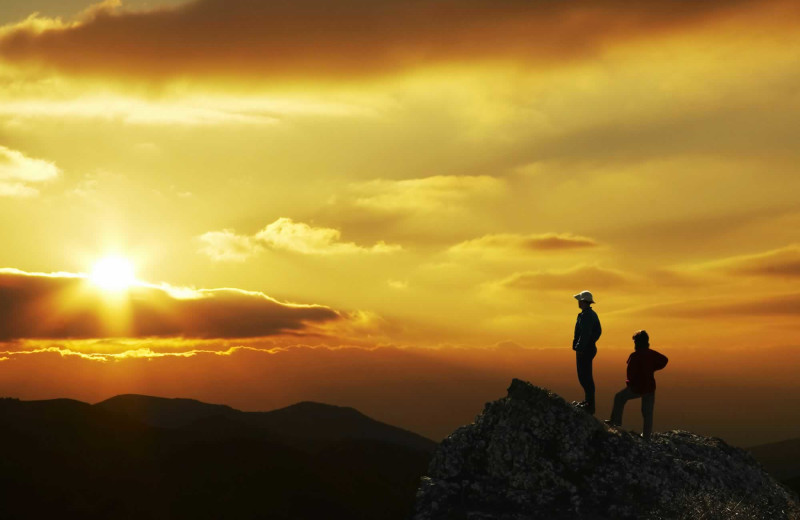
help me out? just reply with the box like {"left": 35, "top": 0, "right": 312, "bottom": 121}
{"left": 1, "top": 0, "right": 799, "bottom": 446}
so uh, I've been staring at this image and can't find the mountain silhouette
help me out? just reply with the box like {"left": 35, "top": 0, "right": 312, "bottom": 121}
{"left": 749, "top": 437, "right": 800, "bottom": 495}
{"left": 95, "top": 394, "right": 237, "bottom": 428}
{"left": 0, "top": 395, "right": 435, "bottom": 520}
{"left": 95, "top": 395, "right": 435, "bottom": 452}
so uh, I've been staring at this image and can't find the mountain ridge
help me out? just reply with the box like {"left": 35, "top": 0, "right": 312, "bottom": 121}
{"left": 0, "top": 394, "right": 435, "bottom": 520}
{"left": 749, "top": 437, "right": 800, "bottom": 482}
{"left": 93, "top": 393, "right": 436, "bottom": 453}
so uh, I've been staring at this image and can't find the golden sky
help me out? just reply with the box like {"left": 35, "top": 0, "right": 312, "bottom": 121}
{"left": 1, "top": 0, "right": 799, "bottom": 444}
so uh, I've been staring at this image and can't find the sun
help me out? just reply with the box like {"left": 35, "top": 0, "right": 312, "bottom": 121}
{"left": 89, "top": 256, "right": 138, "bottom": 291}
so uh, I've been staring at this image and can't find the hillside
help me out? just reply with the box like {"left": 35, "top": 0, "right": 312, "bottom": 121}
{"left": 0, "top": 395, "right": 435, "bottom": 520}
{"left": 414, "top": 379, "right": 799, "bottom": 520}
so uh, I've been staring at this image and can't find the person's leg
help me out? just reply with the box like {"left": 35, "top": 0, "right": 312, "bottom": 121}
{"left": 576, "top": 348, "right": 597, "bottom": 411}
{"left": 610, "top": 387, "right": 637, "bottom": 426}
{"left": 575, "top": 351, "right": 586, "bottom": 403}
{"left": 641, "top": 392, "right": 655, "bottom": 439}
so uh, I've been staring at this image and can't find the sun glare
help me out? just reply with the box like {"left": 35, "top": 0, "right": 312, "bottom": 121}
{"left": 89, "top": 257, "right": 137, "bottom": 291}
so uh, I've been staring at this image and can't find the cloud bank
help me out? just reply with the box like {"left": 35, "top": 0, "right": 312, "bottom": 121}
{"left": 2, "top": 341, "right": 800, "bottom": 447}
{"left": 0, "top": 268, "right": 339, "bottom": 340}
{"left": 0, "top": 0, "right": 785, "bottom": 81}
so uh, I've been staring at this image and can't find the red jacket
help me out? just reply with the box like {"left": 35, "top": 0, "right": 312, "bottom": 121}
{"left": 626, "top": 348, "right": 668, "bottom": 394}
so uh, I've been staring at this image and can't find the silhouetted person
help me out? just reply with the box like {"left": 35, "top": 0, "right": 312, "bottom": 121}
{"left": 606, "top": 330, "right": 668, "bottom": 440}
{"left": 572, "top": 290, "right": 601, "bottom": 414}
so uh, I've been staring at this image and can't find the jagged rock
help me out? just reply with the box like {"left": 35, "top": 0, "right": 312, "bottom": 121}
{"left": 414, "top": 379, "right": 799, "bottom": 520}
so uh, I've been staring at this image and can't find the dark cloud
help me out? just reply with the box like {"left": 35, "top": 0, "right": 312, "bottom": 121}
{"left": 0, "top": 269, "right": 339, "bottom": 340}
{"left": 0, "top": 0, "right": 776, "bottom": 80}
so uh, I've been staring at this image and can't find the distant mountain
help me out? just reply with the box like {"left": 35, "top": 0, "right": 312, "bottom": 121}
{"left": 95, "top": 394, "right": 436, "bottom": 452}
{"left": 0, "top": 395, "right": 436, "bottom": 520}
{"left": 749, "top": 437, "right": 800, "bottom": 494}
{"left": 95, "top": 394, "right": 237, "bottom": 428}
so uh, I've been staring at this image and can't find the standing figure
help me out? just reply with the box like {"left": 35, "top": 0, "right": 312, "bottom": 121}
{"left": 572, "top": 290, "right": 601, "bottom": 414}
{"left": 607, "top": 330, "right": 668, "bottom": 440}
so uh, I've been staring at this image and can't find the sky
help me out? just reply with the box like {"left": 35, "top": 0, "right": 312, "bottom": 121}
{"left": 0, "top": 0, "right": 799, "bottom": 447}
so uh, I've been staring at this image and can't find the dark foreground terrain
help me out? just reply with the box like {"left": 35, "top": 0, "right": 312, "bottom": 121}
{"left": 0, "top": 395, "right": 435, "bottom": 520}
{"left": 2, "top": 390, "right": 797, "bottom": 520}
{"left": 414, "top": 379, "right": 799, "bottom": 520}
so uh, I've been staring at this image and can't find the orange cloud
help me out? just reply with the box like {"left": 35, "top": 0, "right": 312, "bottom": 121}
{"left": 499, "top": 265, "right": 631, "bottom": 291}
{"left": 0, "top": 268, "right": 339, "bottom": 340}
{"left": 450, "top": 233, "right": 597, "bottom": 255}
{"left": 630, "top": 293, "right": 800, "bottom": 319}
{"left": 0, "top": 0, "right": 786, "bottom": 81}
{"left": 705, "top": 245, "right": 800, "bottom": 278}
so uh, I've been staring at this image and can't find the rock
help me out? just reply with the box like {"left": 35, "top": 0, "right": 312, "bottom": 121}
{"left": 413, "top": 379, "right": 799, "bottom": 520}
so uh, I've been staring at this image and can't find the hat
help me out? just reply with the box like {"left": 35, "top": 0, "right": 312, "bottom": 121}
{"left": 573, "top": 290, "right": 595, "bottom": 304}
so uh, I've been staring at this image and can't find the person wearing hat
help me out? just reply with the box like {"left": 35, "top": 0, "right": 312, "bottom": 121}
{"left": 572, "top": 290, "right": 601, "bottom": 414}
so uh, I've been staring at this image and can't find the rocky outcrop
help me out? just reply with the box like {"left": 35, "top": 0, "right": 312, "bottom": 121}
{"left": 414, "top": 379, "right": 799, "bottom": 520}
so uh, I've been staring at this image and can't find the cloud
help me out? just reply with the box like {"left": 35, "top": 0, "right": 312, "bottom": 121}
{"left": 0, "top": 268, "right": 340, "bottom": 340}
{"left": 0, "top": 0, "right": 780, "bottom": 81}
{"left": 626, "top": 293, "right": 800, "bottom": 319}
{"left": 255, "top": 218, "right": 400, "bottom": 254}
{"left": 0, "top": 96, "right": 291, "bottom": 126}
{"left": 0, "top": 81, "right": 375, "bottom": 128}
{"left": 499, "top": 265, "right": 631, "bottom": 292}
{"left": 0, "top": 146, "right": 60, "bottom": 197}
{"left": 387, "top": 279, "right": 409, "bottom": 290}
{"left": 702, "top": 245, "right": 800, "bottom": 278}
{"left": 199, "top": 218, "right": 401, "bottom": 261}
{"left": 450, "top": 233, "right": 597, "bottom": 256}
{"left": 349, "top": 175, "right": 505, "bottom": 214}
{"left": 198, "top": 230, "right": 262, "bottom": 262}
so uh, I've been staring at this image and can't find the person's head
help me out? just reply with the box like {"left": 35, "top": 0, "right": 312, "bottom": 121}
{"left": 574, "top": 290, "right": 595, "bottom": 310}
{"left": 632, "top": 330, "right": 650, "bottom": 350}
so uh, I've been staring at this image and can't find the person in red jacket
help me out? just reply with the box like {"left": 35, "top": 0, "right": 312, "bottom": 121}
{"left": 606, "top": 330, "right": 668, "bottom": 440}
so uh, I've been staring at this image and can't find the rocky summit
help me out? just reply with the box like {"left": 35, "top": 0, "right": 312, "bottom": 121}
{"left": 414, "top": 379, "right": 799, "bottom": 520}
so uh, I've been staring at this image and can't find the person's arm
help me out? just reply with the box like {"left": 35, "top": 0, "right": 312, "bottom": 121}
{"left": 653, "top": 351, "right": 668, "bottom": 371}
{"left": 626, "top": 353, "right": 636, "bottom": 385}
{"left": 573, "top": 316, "right": 580, "bottom": 350}
{"left": 593, "top": 313, "right": 602, "bottom": 342}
